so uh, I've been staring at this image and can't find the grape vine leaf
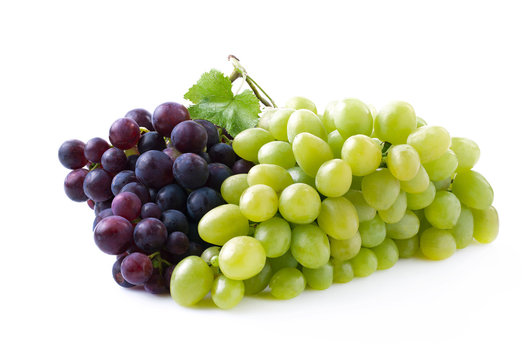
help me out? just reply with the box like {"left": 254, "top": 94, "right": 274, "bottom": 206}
{"left": 184, "top": 69, "right": 261, "bottom": 136}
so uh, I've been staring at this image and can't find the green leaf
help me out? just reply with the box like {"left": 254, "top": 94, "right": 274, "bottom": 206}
{"left": 184, "top": 69, "right": 233, "bottom": 103}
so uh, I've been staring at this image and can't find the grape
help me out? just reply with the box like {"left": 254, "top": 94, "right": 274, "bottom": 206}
{"left": 111, "top": 192, "right": 141, "bottom": 221}
{"left": 232, "top": 128, "right": 274, "bottom": 162}
{"left": 387, "top": 144, "right": 421, "bottom": 181}
{"left": 198, "top": 204, "right": 249, "bottom": 246}
{"left": 254, "top": 217, "right": 291, "bottom": 258}
{"left": 135, "top": 150, "right": 174, "bottom": 189}
{"left": 327, "top": 130, "right": 345, "bottom": 159}
{"left": 321, "top": 101, "right": 338, "bottom": 133}
{"left": 343, "top": 190, "right": 376, "bottom": 222}
{"left": 361, "top": 168, "right": 400, "bottom": 210}
{"left": 424, "top": 191, "right": 461, "bottom": 229}
{"left": 315, "top": 159, "right": 352, "bottom": 197}
{"left": 83, "top": 168, "right": 113, "bottom": 201}
{"left": 160, "top": 210, "right": 189, "bottom": 234}
{"left": 287, "top": 166, "right": 315, "bottom": 187}
{"left": 231, "top": 159, "right": 254, "bottom": 174}
{"left": 171, "top": 120, "right": 208, "bottom": 154}
{"left": 111, "top": 170, "right": 137, "bottom": 196}
{"left": 330, "top": 232, "right": 362, "bottom": 261}
{"left": 433, "top": 177, "right": 452, "bottom": 191}
{"left": 290, "top": 224, "right": 330, "bottom": 269}
{"left": 187, "top": 187, "right": 224, "bottom": 221}
{"left": 257, "top": 141, "right": 296, "bottom": 169}
{"left": 331, "top": 258, "right": 354, "bottom": 283}
{"left": 284, "top": 96, "right": 317, "bottom": 113}
{"left": 141, "top": 202, "right": 162, "bottom": 219}
{"left": 247, "top": 164, "right": 294, "bottom": 192}
{"left": 170, "top": 256, "right": 213, "bottom": 306}
{"left": 292, "top": 132, "right": 333, "bottom": 177}
{"left": 58, "top": 139, "right": 88, "bottom": 169}
{"left": 350, "top": 248, "right": 378, "bottom": 277}
{"left": 407, "top": 126, "right": 451, "bottom": 163}
{"left": 331, "top": 98, "right": 373, "bottom": 138}
{"left": 269, "top": 268, "right": 306, "bottom": 300}
{"left": 400, "top": 165, "right": 430, "bottom": 194}
{"left": 317, "top": 197, "right": 359, "bottom": 240}
{"left": 219, "top": 236, "right": 266, "bottom": 280}
{"left": 372, "top": 238, "right": 399, "bottom": 270}
{"left": 287, "top": 109, "right": 327, "bottom": 143}
{"left": 406, "top": 182, "right": 436, "bottom": 210}
{"left": 451, "top": 206, "right": 474, "bottom": 249}
{"left": 394, "top": 235, "right": 419, "bottom": 258}
{"left": 186, "top": 242, "right": 205, "bottom": 257}
{"left": 101, "top": 147, "right": 127, "bottom": 174}
{"left": 472, "top": 206, "right": 499, "bottom": 244}
{"left": 94, "top": 216, "right": 133, "bottom": 254}
{"left": 270, "top": 250, "right": 299, "bottom": 273}
{"left": 378, "top": 191, "right": 407, "bottom": 224}
{"left": 194, "top": 119, "right": 220, "bottom": 148}
{"left": 341, "top": 135, "right": 382, "bottom": 176}
{"left": 112, "top": 256, "right": 135, "bottom": 288}
{"left": 144, "top": 272, "right": 168, "bottom": 294}
{"left": 451, "top": 170, "right": 494, "bottom": 210}
{"left": 386, "top": 210, "right": 420, "bottom": 239}
{"left": 116, "top": 183, "right": 148, "bottom": 208}
{"left": 423, "top": 150, "right": 458, "bottom": 181}
{"left": 137, "top": 131, "right": 166, "bottom": 153}
{"left": 278, "top": 183, "right": 321, "bottom": 224}
{"left": 134, "top": 218, "right": 168, "bottom": 252}
{"left": 163, "top": 147, "right": 180, "bottom": 162}
{"left": 152, "top": 102, "right": 190, "bottom": 137}
{"left": 94, "top": 198, "right": 113, "bottom": 215}
{"left": 211, "top": 275, "right": 245, "bottom": 309}
{"left": 220, "top": 174, "right": 249, "bottom": 205}
{"left": 93, "top": 208, "right": 114, "bottom": 229}
{"left": 268, "top": 109, "right": 294, "bottom": 141}
{"left": 206, "top": 163, "right": 233, "bottom": 191}
{"left": 84, "top": 137, "right": 110, "bottom": 163}
{"left": 125, "top": 108, "right": 154, "bottom": 131}
{"left": 239, "top": 184, "right": 278, "bottom": 222}
{"left": 303, "top": 263, "right": 333, "bottom": 290}
{"left": 208, "top": 143, "right": 236, "bottom": 167}
{"left": 165, "top": 231, "right": 190, "bottom": 255}
{"left": 109, "top": 118, "right": 140, "bottom": 150}
{"left": 244, "top": 260, "right": 273, "bottom": 295}
{"left": 420, "top": 227, "right": 456, "bottom": 260}
{"left": 127, "top": 154, "right": 140, "bottom": 171}
{"left": 359, "top": 215, "right": 387, "bottom": 248}
{"left": 374, "top": 101, "right": 416, "bottom": 145}
{"left": 450, "top": 137, "right": 480, "bottom": 172}
{"left": 87, "top": 199, "right": 95, "bottom": 209}
{"left": 64, "top": 169, "right": 89, "bottom": 202}
{"left": 172, "top": 153, "right": 209, "bottom": 189}
{"left": 200, "top": 246, "right": 221, "bottom": 264}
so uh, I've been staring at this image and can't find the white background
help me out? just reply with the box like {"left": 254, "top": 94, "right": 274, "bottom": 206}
{"left": 1, "top": 1, "right": 528, "bottom": 359}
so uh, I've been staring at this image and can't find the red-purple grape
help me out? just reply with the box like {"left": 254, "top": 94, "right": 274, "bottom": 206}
{"left": 109, "top": 118, "right": 141, "bottom": 150}
{"left": 101, "top": 147, "right": 128, "bottom": 174}
{"left": 121, "top": 253, "right": 153, "bottom": 285}
{"left": 84, "top": 137, "right": 110, "bottom": 163}
{"left": 125, "top": 108, "right": 154, "bottom": 131}
{"left": 94, "top": 216, "right": 133, "bottom": 255}
{"left": 141, "top": 202, "right": 162, "bottom": 219}
{"left": 83, "top": 168, "right": 114, "bottom": 201}
{"left": 58, "top": 139, "right": 88, "bottom": 169}
{"left": 133, "top": 218, "right": 168, "bottom": 252}
{"left": 64, "top": 169, "right": 89, "bottom": 202}
{"left": 152, "top": 102, "right": 190, "bottom": 137}
{"left": 112, "top": 192, "right": 142, "bottom": 221}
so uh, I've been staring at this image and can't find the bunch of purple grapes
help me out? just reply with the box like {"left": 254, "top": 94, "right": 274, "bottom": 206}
{"left": 58, "top": 102, "right": 254, "bottom": 294}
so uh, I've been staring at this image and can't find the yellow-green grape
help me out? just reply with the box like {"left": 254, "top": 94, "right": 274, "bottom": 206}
{"left": 198, "top": 204, "right": 249, "bottom": 246}
{"left": 424, "top": 191, "right": 461, "bottom": 229}
{"left": 291, "top": 223, "right": 331, "bottom": 269}
{"left": 332, "top": 98, "right": 373, "bottom": 138}
{"left": 220, "top": 174, "right": 249, "bottom": 205}
{"left": 268, "top": 108, "right": 295, "bottom": 141}
{"left": 400, "top": 165, "right": 430, "bottom": 193}
{"left": 372, "top": 238, "right": 399, "bottom": 270}
{"left": 292, "top": 133, "right": 334, "bottom": 177}
{"left": 239, "top": 184, "right": 278, "bottom": 222}
{"left": 423, "top": 150, "right": 458, "bottom": 181}
{"left": 232, "top": 128, "right": 274, "bottom": 163}
{"left": 450, "top": 137, "right": 480, "bottom": 172}
{"left": 257, "top": 107, "right": 277, "bottom": 130}
{"left": 247, "top": 164, "right": 294, "bottom": 193}
{"left": 303, "top": 262, "right": 333, "bottom": 290}
{"left": 406, "top": 182, "right": 436, "bottom": 210}
{"left": 394, "top": 235, "right": 419, "bottom": 258}
{"left": 244, "top": 260, "right": 273, "bottom": 295}
{"left": 374, "top": 101, "right": 416, "bottom": 145}
{"left": 328, "top": 130, "right": 345, "bottom": 158}
{"left": 287, "top": 166, "right": 316, "bottom": 187}
{"left": 315, "top": 159, "right": 352, "bottom": 197}
{"left": 331, "top": 258, "right": 354, "bottom": 283}
{"left": 284, "top": 96, "right": 317, "bottom": 113}
{"left": 341, "top": 134, "right": 382, "bottom": 176}
{"left": 406, "top": 125, "right": 451, "bottom": 163}
{"left": 287, "top": 109, "right": 327, "bottom": 143}
{"left": 451, "top": 206, "right": 474, "bottom": 249}
{"left": 350, "top": 248, "right": 378, "bottom": 277}
{"left": 269, "top": 267, "right": 306, "bottom": 300}
{"left": 279, "top": 183, "right": 321, "bottom": 224}
{"left": 379, "top": 191, "right": 407, "bottom": 224}
{"left": 387, "top": 144, "right": 421, "bottom": 181}
{"left": 321, "top": 101, "right": 338, "bottom": 133}
{"left": 211, "top": 275, "right": 245, "bottom": 309}
{"left": 351, "top": 175, "right": 363, "bottom": 190}
{"left": 170, "top": 256, "right": 214, "bottom": 306}
{"left": 343, "top": 189, "right": 376, "bottom": 222}
{"left": 433, "top": 177, "right": 452, "bottom": 191}
{"left": 254, "top": 217, "right": 291, "bottom": 258}
{"left": 452, "top": 170, "right": 494, "bottom": 210}
{"left": 359, "top": 214, "right": 386, "bottom": 248}
{"left": 415, "top": 209, "right": 431, "bottom": 237}
{"left": 416, "top": 116, "right": 427, "bottom": 127}
{"left": 330, "top": 232, "right": 362, "bottom": 261}
{"left": 472, "top": 206, "right": 499, "bottom": 244}
{"left": 219, "top": 236, "right": 266, "bottom": 280}
{"left": 257, "top": 141, "right": 296, "bottom": 169}
{"left": 420, "top": 227, "right": 456, "bottom": 260}
{"left": 317, "top": 197, "right": 359, "bottom": 240}
{"left": 361, "top": 168, "right": 401, "bottom": 210}
{"left": 200, "top": 246, "right": 221, "bottom": 265}
{"left": 269, "top": 250, "right": 298, "bottom": 273}
{"left": 386, "top": 210, "right": 420, "bottom": 239}
{"left": 369, "top": 104, "right": 378, "bottom": 120}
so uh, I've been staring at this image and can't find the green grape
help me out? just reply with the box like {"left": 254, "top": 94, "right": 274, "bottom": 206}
{"left": 423, "top": 150, "right": 458, "bottom": 181}
{"left": 394, "top": 235, "right": 419, "bottom": 258}
{"left": 350, "top": 175, "right": 363, "bottom": 190}
{"left": 257, "top": 108, "right": 277, "bottom": 130}
{"left": 292, "top": 133, "right": 334, "bottom": 177}
{"left": 341, "top": 134, "right": 382, "bottom": 176}
{"left": 317, "top": 197, "right": 359, "bottom": 240}
{"left": 451, "top": 206, "right": 474, "bottom": 249}
{"left": 322, "top": 101, "right": 338, "bottom": 133}
{"left": 218, "top": 236, "right": 266, "bottom": 280}
{"left": 386, "top": 210, "right": 420, "bottom": 239}
{"left": 374, "top": 101, "right": 416, "bottom": 145}
{"left": 420, "top": 227, "right": 456, "bottom": 260}
{"left": 350, "top": 248, "right": 378, "bottom": 277}
{"left": 330, "top": 232, "right": 362, "bottom": 261}
{"left": 424, "top": 191, "right": 461, "bottom": 229}
{"left": 268, "top": 108, "right": 295, "bottom": 141}
{"left": 379, "top": 191, "right": 407, "bottom": 224}
{"left": 244, "top": 260, "right": 273, "bottom": 295}
{"left": 279, "top": 183, "right": 321, "bottom": 224}
{"left": 372, "top": 238, "right": 399, "bottom": 270}
{"left": 406, "top": 182, "right": 436, "bottom": 210}
{"left": 343, "top": 189, "right": 376, "bottom": 222}
{"left": 315, "top": 159, "right": 352, "bottom": 197}
{"left": 303, "top": 263, "right": 333, "bottom": 290}
{"left": 239, "top": 184, "right": 278, "bottom": 222}
{"left": 328, "top": 130, "right": 345, "bottom": 158}
{"left": 332, "top": 258, "right": 354, "bottom": 283}
{"left": 452, "top": 170, "right": 494, "bottom": 210}
{"left": 415, "top": 209, "right": 431, "bottom": 237}
{"left": 269, "top": 267, "right": 306, "bottom": 300}
{"left": 269, "top": 250, "right": 298, "bottom": 273}
{"left": 170, "top": 256, "right": 214, "bottom": 306}
{"left": 247, "top": 164, "right": 294, "bottom": 193}
{"left": 361, "top": 168, "right": 401, "bottom": 210}
{"left": 291, "top": 223, "right": 331, "bottom": 269}
{"left": 406, "top": 125, "right": 451, "bottom": 163}
{"left": 284, "top": 96, "right": 317, "bottom": 113}
{"left": 433, "top": 177, "right": 452, "bottom": 191}
{"left": 198, "top": 204, "right": 249, "bottom": 246}
{"left": 358, "top": 214, "right": 386, "bottom": 248}
{"left": 287, "top": 166, "right": 316, "bottom": 187}
{"left": 416, "top": 116, "right": 427, "bottom": 127}
{"left": 220, "top": 174, "right": 249, "bottom": 205}
{"left": 211, "top": 275, "right": 245, "bottom": 309}
{"left": 200, "top": 246, "right": 221, "bottom": 265}
{"left": 232, "top": 128, "right": 274, "bottom": 163}
{"left": 287, "top": 109, "right": 327, "bottom": 143}
{"left": 472, "top": 206, "right": 499, "bottom": 244}
{"left": 387, "top": 144, "right": 421, "bottom": 181}
{"left": 450, "top": 137, "right": 480, "bottom": 172}
{"left": 254, "top": 217, "right": 291, "bottom": 258}
{"left": 400, "top": 165, "right": 430, "bottom": 193}
{"left": 257, "top": 141, "right": 296, "bottom": 169}
{"left": 331, "top": 98, "right": 373, "bottom": 138}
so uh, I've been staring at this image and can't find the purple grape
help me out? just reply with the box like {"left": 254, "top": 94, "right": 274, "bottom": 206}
{"left": 135, "top": 150, "right": 173, "bottom": 189}
{"left": 164, "top": 265, "right": 176, "bottom": 288}
{"left": 127, "top": 154, "right": 140, "bottom": 171}
{"left": 83, "top": 168, "right": 113, "bottom": 201}
{"left": 152, "top": 102, "right": 190, "bottom": 137}
{"left": 112, "top": 256, "right": 135, "bottom": 288}
{"left": 170, "top": 120, "right": 208, "bottom": 154}
{"left": 121, "top": 253, "right": 153, "bottom": 285}
{"left": 134, "top": 218, "right": 168, "bottom": 252}
{"left": 64, "top": 169, "right": 89, "bottom": 202}
{"left": 120, "top": 182, "right": 150, "bottom": 204}
{"left": 163, "top": 147, "right": 180, "bottom": 162}
{"left": 109, "top": 118, "right": 141, "bottom": 150}
{"left": 232, "top": 159, "right": 254, "bottom": 174}
{"left": 208, "top": 143, "right": 236, "bottom": 167}
{"left": 172, "top": 153, "right": 209, "bottom": 190}
{"left": 195, "top": 119, "right": 220, "bottom": 148}
{"left": 160, "top": 209, "right": 189, "bottom": 234}
{"left": 141, "top": 202, "right": 162, "bottom": 219}
{"left": 156, "top": 184, "right": 187, "bottom": 211}
{"left": 144, "top": 272, "right": 168, "bottom": 294}
{"left": 94, "top": 198, "right": 113, "bottom": 215}
{"left": 148, "top": 188, "right": 158, "bottom": 202}
{"left": 125, "top": 108, "right": 154, "bottom": 131}
{"left": 111, "top": 170, "right": 137, "bottom": 196}
{"left": 186, "top": 242, "right": 205, "bottom": 257}
{"left": 94, "top": 216, "right": 133, "bottom": 255}
{"left": 84, "top": 137, "right": 110, "bottom": 163}
{"left": 93, "top": 208, "right": 114, "bottom": 229}
{"left": 206, "top": 163, "right": 232, "bottom": 191}
{"left": 87, "top": 199, "right": 95, "bottom": 209}
{"left": 101, "top": 147, "right": 128, "bottom": 174}
{"left": 137, "top": 131, "right": 166, "bottom": 153}
{"left": 165, "top": 232, "right": 190, "bottom": 255}
{"left": 111, "top": 192, "right": 142, "bottom": 221}
{"left": 199, "top": 152, "right": 211, "bottom": 163}
{"left": 187, "top": 187, "right": 224, "bottom": 221}
{"left": 58, "top": 139, "right": 88, "bottom": 169}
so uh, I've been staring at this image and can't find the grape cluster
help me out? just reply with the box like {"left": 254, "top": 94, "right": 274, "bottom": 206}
{"left": 59, "top": 103, "right": 253, "bottom": 294}
{"left": 170, "top": 96, "right": 499, "bottom": 309}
